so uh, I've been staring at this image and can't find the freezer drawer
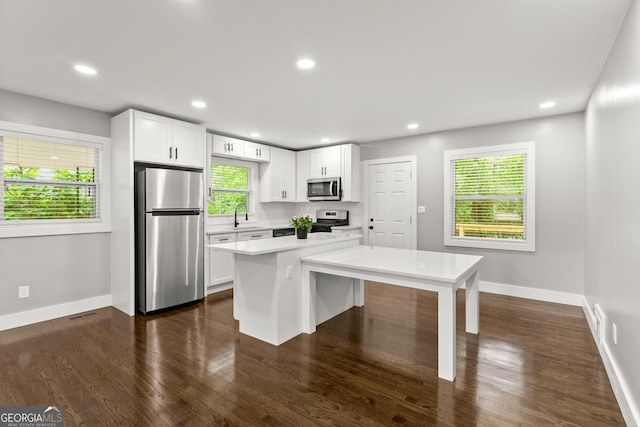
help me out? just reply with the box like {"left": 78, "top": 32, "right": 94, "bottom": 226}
{"left": 138, "top": 212, "right": 204, "bottom": 313}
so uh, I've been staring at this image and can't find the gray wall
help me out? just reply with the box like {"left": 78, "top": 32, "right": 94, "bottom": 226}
{"left": 0, "top": 89, "right": 111, "bottom": 137}
{"left": 0, "top": 90, "right": 112, "bottom": 316}
{"left": 361, "top": 112, "right": 585, "bottom": 294}
{"left": 585, "top": 0, "right": 640, "bottom": 419}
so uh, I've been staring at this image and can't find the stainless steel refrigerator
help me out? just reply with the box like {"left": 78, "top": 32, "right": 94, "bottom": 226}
{"left": 136, "top": 167, "right": 204, "bottom": 313}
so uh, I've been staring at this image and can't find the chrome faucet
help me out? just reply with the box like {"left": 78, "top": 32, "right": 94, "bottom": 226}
{"left": 234, "top": 203, "right": 248, "bottom": 228}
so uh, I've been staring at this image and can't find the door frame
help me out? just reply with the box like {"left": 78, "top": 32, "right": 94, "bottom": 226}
{"left": 362, "top": 155, "right": 417, "bottom": 249}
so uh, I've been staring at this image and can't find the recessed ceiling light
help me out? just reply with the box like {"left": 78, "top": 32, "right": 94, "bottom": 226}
{"left": 539, "top": 101, "right": 556, "bottom": 109}
{"left": 191, "top": 100, "right": 207, "bottom": 109}
{"left": 321, "top": 138, "right": 330, "bottom": 143}
{"left": 74, "top": 64, "right": 97, "bottom": 76}
{"left": 297, "top": 58, "right": 316, "bottom": 70}
{"left": 407, "top": 123, "right": 418, "bottom": 130}
{"left": 251, "top": 132, "right": 260, "bottom": 138}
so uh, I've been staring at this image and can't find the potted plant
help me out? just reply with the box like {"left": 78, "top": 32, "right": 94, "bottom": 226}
{"left": 291, "top": 214, "right": 313, "bottom": 239}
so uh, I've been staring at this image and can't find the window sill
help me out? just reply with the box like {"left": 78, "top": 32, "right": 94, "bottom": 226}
{"left": 0, "top": 222, "right": 111, "bottom": 239}
{"left": 445, "top": 236, "right": 535, "bottom": 252}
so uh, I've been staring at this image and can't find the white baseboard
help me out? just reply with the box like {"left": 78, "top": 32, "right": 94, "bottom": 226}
{"left": 478, "top": 280, "right": 583, "bottom": 306}
{"left": 0, "top": 294, "right": 113, "bottom": 332}
{"left": 582, "top": 298, "right": 639, "bottom": 427}
{"left": 206, "top": 283, "right": 233, "bottom": 295}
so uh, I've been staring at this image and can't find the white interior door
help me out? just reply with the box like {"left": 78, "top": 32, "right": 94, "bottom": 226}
{"left": 365, "top": 159, "right": 415, "bottom": 249}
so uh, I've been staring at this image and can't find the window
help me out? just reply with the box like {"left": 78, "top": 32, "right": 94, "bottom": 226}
{"left": 443, "top": 141, "right": 535, "bottom": 252}
{"left": 0, "top": 121, "right": 110, "bottom": 238}
{"left": 208, "top": 158, "right": 257, "bottom": 216}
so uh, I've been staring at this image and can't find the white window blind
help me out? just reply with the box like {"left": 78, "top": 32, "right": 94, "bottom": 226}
{"left": 444, "top": 142, "right": 535, "bottom": 252}
{"left": 208, "top": 162, "right": 252, "bottom": 215}
{"left": 1, "top": 135, "right": 102, "bottom": 222}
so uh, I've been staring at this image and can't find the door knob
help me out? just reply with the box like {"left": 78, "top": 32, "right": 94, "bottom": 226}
{"left": 369, "top": 226, "right": 374, "bottom": 230}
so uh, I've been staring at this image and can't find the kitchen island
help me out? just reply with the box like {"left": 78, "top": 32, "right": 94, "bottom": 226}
{"left": 207, "top": 233, "right": 362, "bottom": 345}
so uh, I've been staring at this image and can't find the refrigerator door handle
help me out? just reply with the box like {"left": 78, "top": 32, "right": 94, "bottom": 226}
{"left": 151, "top": 208, "right": 201, "bottom": 216}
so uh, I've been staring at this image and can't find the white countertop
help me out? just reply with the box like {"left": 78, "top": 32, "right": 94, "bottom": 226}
{"left": 207, "top": 223, "right": 291, "bottom": 235}
{"left": 301, "top": 245, "right": 482, "bottom": 283}
{"left": 207, "top": 223, "right": 362, "bottom": 235}
{"left": 207, "top": 233, "right": 362, "bottom": 255}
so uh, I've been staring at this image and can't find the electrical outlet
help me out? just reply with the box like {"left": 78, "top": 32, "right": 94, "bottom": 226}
{"left": 612, "top": 323, "right": 618, "bottom": 345}
{"left": 286, "top": 265, "right": 293, "bottom": 279}
{"left": 417, "top": 206, "right": 426, "bottom": 214}
{"left": 18, "top": 286, "right": 30, "bottom": 299}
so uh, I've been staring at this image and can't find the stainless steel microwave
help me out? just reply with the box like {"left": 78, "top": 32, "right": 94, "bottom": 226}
{"left": 307, "top": 177, "right": 342, "bottom": 201}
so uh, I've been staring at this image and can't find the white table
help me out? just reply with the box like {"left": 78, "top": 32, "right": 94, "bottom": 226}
{"left": 301, "top": 245, "right": 482, "bottom": 381}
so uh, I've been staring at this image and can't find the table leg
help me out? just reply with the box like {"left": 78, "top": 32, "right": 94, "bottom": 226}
{"left": 354, "top": 278, "right": 365, "bottom": 307}
{"left": 302, "top": 266, "right": 317, "bottom": 334}
{"left": 438, "top": 287, "right": 457, "bottom": 381}
{"left": 465, "top": 270, "right": 479, "bottom": 334}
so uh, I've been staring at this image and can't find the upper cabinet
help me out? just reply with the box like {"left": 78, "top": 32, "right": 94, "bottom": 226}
{"left": 211, "top": 134, "right": 270, "bottom": 163}
{"left": 259, "top": 147, "right": 296, "bottom": 202}
{"left": 244, "top": 141, "right": 271, "bottom": 162}
{"left": 297, "top": 144, "right": 360, "bottom": 202}
{"left": 133, "top": 110, "right": 205, "bottom": 168}
{"left": 309, "top": 145, "right": 341, "bottom": 178}
{"left": 211, "top": 134, "right": 243, "bottom": 159}
{"left": 340, "top": 144, "right": 360, "bottom": 202}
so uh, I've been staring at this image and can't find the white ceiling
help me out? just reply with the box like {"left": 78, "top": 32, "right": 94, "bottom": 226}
{"left": 0, "top": 0, "right": 631, "bottom": 150}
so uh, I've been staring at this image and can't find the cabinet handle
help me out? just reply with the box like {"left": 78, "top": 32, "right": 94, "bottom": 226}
{"left": 256, "top": 148, "right": 259, "bottom": 156}
{"left": 250, "top": 235, "right": 262, "bottom": 238}
{"left": 219, "top": 238, "right": 229, "bottom": 242}
{"left": 284, "top": 190, "right": 287, "bottom": 198}
{"left": 208, "top": 187, "right": 212, "bottom": 197}
{"left": 169, "top": 147, "right": 173, "bottom": 159}
{"left": 175, "top": 147, "right": 178, "bottom": 159}
{"left": 230, "top": 143, "right": 233, "bottom": 152}
{"left": 259, "top": 148, "right": 262, "bottom": 157}
{"left": 225, "top": 142, "right": 229, "bottom": 152}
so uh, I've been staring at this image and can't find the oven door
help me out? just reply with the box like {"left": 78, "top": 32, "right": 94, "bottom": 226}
{"left": 307, "top": 177, "right": 341, "bottom": 201}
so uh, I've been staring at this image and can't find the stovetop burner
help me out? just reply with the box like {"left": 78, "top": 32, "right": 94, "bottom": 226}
{"left": 310, "top": 210, "right": 349, "bottom": 233}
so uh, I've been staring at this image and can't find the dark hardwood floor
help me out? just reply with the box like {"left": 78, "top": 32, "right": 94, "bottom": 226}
{"left": 0, "top": 282, "right": 624, "bottom": 426}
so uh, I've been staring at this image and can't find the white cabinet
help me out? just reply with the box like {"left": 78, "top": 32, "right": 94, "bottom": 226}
{"left": 211, "top": 134, "right": 244, "bottom": 159}
{"left": 296, "top": 150, "right": 310, "bottom": 202}
{"left": 207, "top": 230, "right": 271, "bottom": 295}
{"left": 211, "top": 134, "right": 270, "bottom": 163}
{"left": 244, "top": 141, "right": 271, "bottom": 163}
{"left": 236, "top": 230, "right": 272, "bottom": 241}
{"left": 208, "top": 233, "right": 235, "bottom": 288}
{"left": 309, "top": 145, "right": 342, "bottom": 178}
{"left": 259, "top": 147, "right": 296, "bottom": 202}
{"left": 297, "top": 144, "right": 360, "bottom": 202}
{"left": 340, "top": 144, "right": 361, "bottom": 202}
{"left": 172, "top": 121, "right": 206, "bottom": 167}
{"left": 133, "top": 110, "right": 205, "bottom": 168}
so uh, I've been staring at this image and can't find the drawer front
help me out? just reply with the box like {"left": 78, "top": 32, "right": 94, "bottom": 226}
{"left": 210, "top": 233, "right": 236, "bottom": 244}
{"left": 237, "top": 230, "right": 272, "bottom": 241}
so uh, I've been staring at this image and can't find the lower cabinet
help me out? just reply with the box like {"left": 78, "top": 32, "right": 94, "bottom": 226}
{"left": 207, "top": 230, "right": 272, "bottom": 294}
{"left": 208, "top": 233, "right": 235, "bottom": 291}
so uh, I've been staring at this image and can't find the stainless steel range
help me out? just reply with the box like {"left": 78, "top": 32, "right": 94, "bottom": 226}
{"left": 311, "top": 210, "right": 349, "bottom": 233}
